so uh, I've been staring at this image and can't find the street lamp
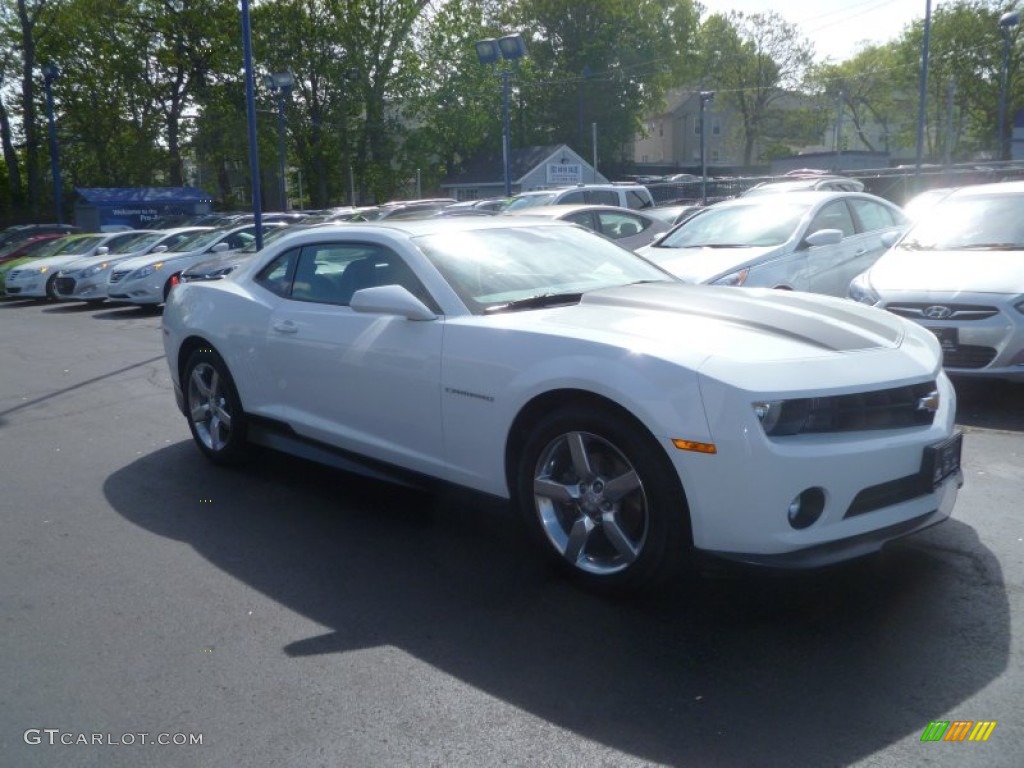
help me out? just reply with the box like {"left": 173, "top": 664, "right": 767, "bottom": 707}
{"left": 699, "top": 90, "right": 714, "bottom": 205}
{"left": 42, "top": 63, "right": 63, "bottom": 224}
{"left": 998, "top": 11, "right": 1021, "bottom": 161}
{"left": 264, "top": 71, "right": 295, "bottom": 210}
{"left": 340, "top": 67, "right": 360, "bottom": 206}
{"left": 914, "top": 0, "right": 933, "bottom": 176}
{"left": 475, "top": 33, "right": 527, "bottom": 197}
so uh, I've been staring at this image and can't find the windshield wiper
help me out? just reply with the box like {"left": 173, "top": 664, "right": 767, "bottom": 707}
{"left": 953, "top": 243, "right": 1023, "bottom": 250}
{"left": 898, "top": 241, "right": 935, "bottom": 251}
{"left": 484, "top": 292, "right": 583, "bottom": 314}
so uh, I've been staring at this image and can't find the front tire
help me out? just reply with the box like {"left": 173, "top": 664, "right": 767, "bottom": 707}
{"left": 515, "top": 404, "right": 690, "bottom": 592}
{"left": 183, "top": 348, "right": 249, "bottom": 466}
{"left": 45, "top": 274, "right": 59, "bottom": 301}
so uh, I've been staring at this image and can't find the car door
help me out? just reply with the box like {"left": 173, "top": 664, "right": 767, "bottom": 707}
{"left": 846, "top": 197, "right": 907, "bottom": 284}
{"left": 261, "top": 240, "right": 447, "bottom": 476}
{"left": 799, "top": 200, "right": 859, "bottom": 296}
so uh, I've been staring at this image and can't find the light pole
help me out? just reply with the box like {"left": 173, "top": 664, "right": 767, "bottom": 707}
{"left": 340, "top": 67, "right": 360, "bottom": 206}
{"left": 998, "top": 11, "right": 1020, "bottom": 161}
{"left": 265, "top": 71, "right": 294, "bottom": 210}
{"left": 699, "top": 90, "right": 714, "bottom": 205}
{"left": 475, "top": 33, "right": 527, "bottom": 197}
{"left": 42, "top": 63, "right": 63, "bottom": 224}
{"left": 240, "top": 0, "right": 264, "bottom": 249}
{"left": 914, "top": 0, "right": 932, "bottom": 176}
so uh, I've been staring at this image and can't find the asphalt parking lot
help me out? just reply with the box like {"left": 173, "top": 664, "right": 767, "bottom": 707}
{"left": 1, "top": 296, "right": 1021, "bottom": 768}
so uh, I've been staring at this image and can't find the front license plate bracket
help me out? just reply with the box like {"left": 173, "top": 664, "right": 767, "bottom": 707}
{"left": 921, "top": 431, "right": 963, "bottom": 489}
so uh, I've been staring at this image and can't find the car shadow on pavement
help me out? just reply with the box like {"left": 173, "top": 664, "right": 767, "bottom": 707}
{"left": 104, "top": 442, "right": 1010, "bottom": 767}
{"left": 953, "top": 377, "right": 1024, "bottom": 433}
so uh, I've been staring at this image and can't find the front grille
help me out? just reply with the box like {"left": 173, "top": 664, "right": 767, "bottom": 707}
{"left": 765, "top": 381, "right": 938, "bottom": 435}
{"left": 110, "top": 269, "right": 130, "bottom": 283}
{"left": 943, "top": 345, "right": 998, "bottom": 369}
{"left": 5, "top": 286, "right": 21, "bottom": 294}
{"left": 7, "top": 269, "right": 23, "bottom": 280}
{"left": 55, "top": 277, "right": 76, "bottom": 294}
{"left": 885, "top": 302, "right": 999, "bottom": 321}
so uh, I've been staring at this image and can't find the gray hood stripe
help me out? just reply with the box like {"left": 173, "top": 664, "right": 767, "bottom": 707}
{"left": 583, "top": 285, "right": 902, "bottom": 352}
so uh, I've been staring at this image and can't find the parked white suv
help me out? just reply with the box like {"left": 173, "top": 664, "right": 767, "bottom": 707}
{"left": 504, "top": 184, "right": 655, "bottom": 212}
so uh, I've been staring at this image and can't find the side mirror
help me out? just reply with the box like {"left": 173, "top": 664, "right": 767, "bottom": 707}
{"left": 95, "top": 246, "right": 110, "bottom": 255}
{"left": 151, "top": 245, "right": 169, "bottom": 253}
{"left": 211, "top": 242, "right": 230, "bottom": 253}
{"left": 880, "top": 230, "right": 902, "bottom": 248}
{"left": 349, "top": 284, "right": 437, "bottom": 320}
{"left": 804, "top": 228, "right": 843, "bottom": 247}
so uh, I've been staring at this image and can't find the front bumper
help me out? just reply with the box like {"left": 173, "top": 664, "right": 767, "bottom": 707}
{"left": 107, "top": 277, "right": 164, "bottom": 304}
{"left": 676, "top": 371, "right": 961, "bottom": 562}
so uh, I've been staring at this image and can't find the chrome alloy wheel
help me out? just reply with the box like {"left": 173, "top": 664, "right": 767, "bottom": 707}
{"left": 187, "top": 362, "right": 234, "bottom": 452}
{"left": 532, "top": 430, "right": 649, "bottom": 576}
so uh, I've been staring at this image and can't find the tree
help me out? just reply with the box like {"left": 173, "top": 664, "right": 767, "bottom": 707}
{"left": 698, "top": 11, "right": 814, "bottom": 166}
{"left": 505, "top": 0, "right": 699, "bottom": 177}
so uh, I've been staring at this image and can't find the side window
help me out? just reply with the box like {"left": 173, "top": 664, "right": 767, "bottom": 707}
{"left": 808, "top": 201, "right": 856, "bottom": 239}
{"left": 585, "top": 190, "right": 618, "bottom": 206}
{"left": 849, "top": 199, "right": 898, "bottom": 232}
{"left": 254, "top": 247, "right": 300, "bottom": 297}
{"left": 595, "top": 212, "right": 646, "bottom": 239}
{"left": 557, "top": 190, "right": 586, "bottom": 205}
{"left": 624, "top": 190, "right": 652, "bottom": 210}
{"left": 563, "top": 211, "right": 597, "bottom": 232}
{"left": 290, "top": 242, "right": 435, "bottom": 308}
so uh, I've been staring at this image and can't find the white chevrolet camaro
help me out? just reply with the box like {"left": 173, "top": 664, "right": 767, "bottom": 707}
{"left": 162, "top": 218, "right": 963, "bottom": 591}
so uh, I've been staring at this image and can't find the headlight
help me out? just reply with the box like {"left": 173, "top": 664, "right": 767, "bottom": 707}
{"left": 82, "top": 262, "right": 108, "bottom": 277}
{"left": 848, "top": 272, "right": 879, "bottom": 305}
{"left": 711, "top": 268, "right": 749, "bottom": 286}
{"left": 39, "top": 266, "right": 50, "bottom": 274}
{"left": 130, "top": 262, "right": 163, "bottom": 280}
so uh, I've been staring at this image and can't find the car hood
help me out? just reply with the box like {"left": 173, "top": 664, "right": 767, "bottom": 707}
{"left": 636, "top": 244, "right": 780, "bottom": 283}
{"left": 113, "top": 250, "right": 194, "bottom": 273}
{"left": 867, "top": 248, "right": 1024, "bottom": 293}
{"left": 60, "top": 252, "right": 139, "bottom": 272}
{"left": 469, "top": 283, "right": 941, "bottom": 392}
{"left": 10, "top": 253, "right": 90, "bottom": 272}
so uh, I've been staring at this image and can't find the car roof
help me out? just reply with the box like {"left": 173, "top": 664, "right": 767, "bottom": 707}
{"left": 945, "top": 180, "right": 1024, "bottom": 198}
{"left": 716, "top": 190, "right": 889, "bottom": 208}
{"left": 503, "top": 204, "right": 655, "bottom": 218}
{"left": 264, "top": 216, "right": 573, "bottom": 241}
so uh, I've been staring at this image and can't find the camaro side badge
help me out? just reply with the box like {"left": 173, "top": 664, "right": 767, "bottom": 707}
{"left": 917, "top": 391, "right": 941, "bottom": 412}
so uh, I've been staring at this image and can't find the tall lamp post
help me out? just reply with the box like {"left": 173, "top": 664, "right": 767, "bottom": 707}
{"left": 699, "top": 90, "right": 715, "bottom": 206}
{"left": 42, "top": 63, "right": 63, "bottom": 224}
{"left": 914, "top": 0, "right": 932, "bottom": 177}
{"left": 475, "top": 34, "right": 527, "bottom": 197}
{"left": 998, "top": 11, "right": 1021, "bottom": 161}
{"left": 265, "top": 71, "right": 294, "bottom": 210}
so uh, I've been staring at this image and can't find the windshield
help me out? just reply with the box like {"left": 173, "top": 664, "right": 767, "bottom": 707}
{"left": 171, "top": 228, "right": 230, "bottom": 251}
{"left": 504, "top": 192, "right": 559, "bottom": 212}
{"left": 414, "top": 224, "right": 673, "bottom": 314}
{"left": 899, "top": 193, "right": 1024, "bottom": 250}
{"left": 654, "top": 202, "right": 806, "bottom": 249}
{"left": 109, "top": 232, "right": 163, "bottom": 253}
{"left": 55, "top": 236, "right": 106, "bottom": 255}
{"left": 158, "top": 229, "right": 210, "bottom": 252}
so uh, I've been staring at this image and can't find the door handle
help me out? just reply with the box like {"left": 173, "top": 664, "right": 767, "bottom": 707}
{"left": 272, "top": 320, "right": 298, "bottom": 334}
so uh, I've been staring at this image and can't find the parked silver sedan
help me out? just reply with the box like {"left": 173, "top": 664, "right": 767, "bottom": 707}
{"left": 636, "top": 191, "right": 908, "bottom": 297}
{"left": 504, "top": 204, "right": 671, "bottom": 251}
{"left": 849, "top": 181, "right": 1024, "bottom": 381}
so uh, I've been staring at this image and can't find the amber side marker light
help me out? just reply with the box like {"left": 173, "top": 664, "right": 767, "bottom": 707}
{"left": 672, "top": 439, "right": 717, "bottom": 454}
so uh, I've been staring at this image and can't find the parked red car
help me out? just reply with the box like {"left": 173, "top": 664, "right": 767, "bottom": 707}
{"left": 0, "top": 234, "right": 70, "bottom": 267}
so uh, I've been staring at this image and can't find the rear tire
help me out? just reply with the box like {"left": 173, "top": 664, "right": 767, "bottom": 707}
{"left": 514, "top": 404, "right": 690, "bottom": 592}
{"left": 183, "top": 348, "right": 249, "bottom": 466}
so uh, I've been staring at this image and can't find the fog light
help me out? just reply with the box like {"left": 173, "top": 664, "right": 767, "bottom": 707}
{"left": 787, "top": 488, "right": 825, "bottom": 530}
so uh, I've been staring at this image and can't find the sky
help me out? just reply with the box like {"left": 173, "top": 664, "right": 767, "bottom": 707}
{"left": 699, "top": 0, "right": 936, "bottom": 63}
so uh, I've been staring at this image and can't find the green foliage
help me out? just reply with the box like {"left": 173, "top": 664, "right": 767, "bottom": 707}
{"left": 698, "top": 10, "right": 814, "bottom": 166}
